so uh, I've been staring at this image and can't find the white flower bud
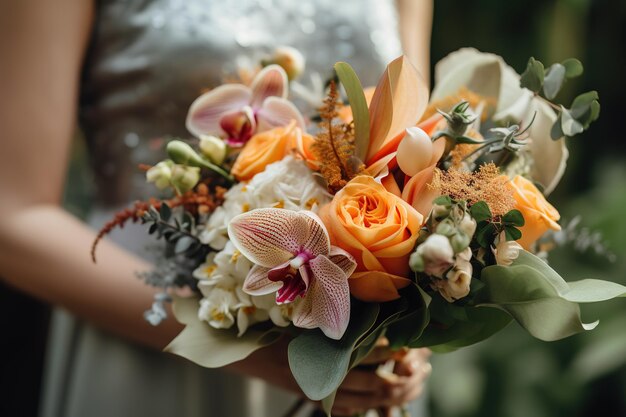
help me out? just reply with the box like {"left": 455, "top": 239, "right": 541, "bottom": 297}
{"left": 170, "top": 164, "right": 201, "bottom": 193}
{"left": 269, "top": 46, "right": 305, "bottom": 80}
{"left": 437, "top": 247, "right": 473, "bottom": 302}
{"left": 431, "top": 204, "right": 450, "bottom": 221}
{"left": 199, "top": 135, "right": 227, "bottom": 165}
{"left": 416, "top": 234, "right": 455, "bottom": 277}
{"left": 450, "top": 232, "right": 471, "bottom": 253}
{"left": 459, "top": 212, "right": 477, "bottom": 237}
{"left": 146, "top": 160, "right": 173, "bottom": 189}
{"left": 492, "top": 232, "right": 523, "bottom": 266}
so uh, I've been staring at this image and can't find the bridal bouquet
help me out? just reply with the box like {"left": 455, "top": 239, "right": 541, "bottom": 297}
{"left": 93, "top": 47, "right": 625, "bottom": 414}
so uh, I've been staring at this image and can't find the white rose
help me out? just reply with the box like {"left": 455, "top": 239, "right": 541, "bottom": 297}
{"left": 492, "top": 232, "right": 523, "bottom": 266}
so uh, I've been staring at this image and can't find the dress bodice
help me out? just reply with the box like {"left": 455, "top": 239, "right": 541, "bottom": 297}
{"left": 80, "top": 0, "right": 402, "bottom": 206}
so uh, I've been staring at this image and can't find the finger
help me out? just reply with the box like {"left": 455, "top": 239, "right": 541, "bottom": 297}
{"left": 340, "top": 367, "right": 387, "bottom": 393}
{"left": 360, "top": 345, "right": 396, "bottom": 365}
{"left": 333, "top": 389, "right": 391, "bottom": 412}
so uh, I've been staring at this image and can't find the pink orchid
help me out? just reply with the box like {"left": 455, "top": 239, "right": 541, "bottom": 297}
{"left": 186, "top": 65, "right": 305, "bottom": 147}
{"left": 228, "top": 208, "right": 356, "bottom": 340}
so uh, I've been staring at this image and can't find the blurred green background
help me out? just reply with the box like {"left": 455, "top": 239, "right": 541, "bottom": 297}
{"left": 428, "top": 0, "right": 626, "bottom": 416}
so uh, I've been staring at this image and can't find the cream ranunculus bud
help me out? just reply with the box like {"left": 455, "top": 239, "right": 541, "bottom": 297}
{"left": 199, "top": 135, "right": 227, "bottom": 165}
{"left": 439, "top": 247, "right": 473, "bottom": 302}
{"left": 436, "top": 219, "right": 456, "bottom": 237}
{"left": 416, "top": 234, "right": 455, "bottom": 277}
{"left": 492, "top": 232, "right": 523, "bottom": 266}
{"left": 146, "top": 160, "right": 173, "bottom": 189}
{"left": 170, "top": 164, "right": 201, "bottom": 193}
{"left": 268, "top": 46, "right": 305, "bottom": 80}
{"left": 409, "top": 251, "right": 425, "bottom": 272}
{"left": 459, "top": 212, "right": 477, "bottom": 237}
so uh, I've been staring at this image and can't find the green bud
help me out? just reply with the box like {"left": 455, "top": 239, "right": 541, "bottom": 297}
{"left": 431, "top": 204, "right": 450, "bottom": 221}
{"left": 170, "top": 164, "right": 201, "bottom": 193}
{"left": 167, "top": 140, "right": 207, "bottom": 168}
{"left": 146, "top": 160, "right": 173, "bottom": 189}
{"left": 436, "top": 219, "right": 456, "bottom": 237}
{"left": 451, "top": 232, "right": 471, "bottom": 254}
{"left": 409, "top": 251, "right": 425, "bottom": 272}
{"left": 199, "top": 135, "right": 227, "bottom": 165}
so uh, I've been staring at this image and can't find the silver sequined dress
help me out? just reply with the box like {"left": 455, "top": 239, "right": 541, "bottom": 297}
{"left": 40, "top": 1, "right": 424, "bottom": 416}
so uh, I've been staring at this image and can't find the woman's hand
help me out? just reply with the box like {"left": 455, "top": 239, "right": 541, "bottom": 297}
{"left": 332, "top": 344, "right": 432, "bottom": 416}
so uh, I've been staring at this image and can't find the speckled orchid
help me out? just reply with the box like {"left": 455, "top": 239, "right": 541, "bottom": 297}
{"left": 227, "top": 208, "right": 356, "bottom": 340}
{"left": 186, "top": 65, "right": 305, "bottom": 147}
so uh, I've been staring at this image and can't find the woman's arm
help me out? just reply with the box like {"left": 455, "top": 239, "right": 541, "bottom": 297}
{"left": 0, "top": 0, "right": 181, "bottom": 348}
{"left": 396, "top": 0, "right": 434, "bottom": 83}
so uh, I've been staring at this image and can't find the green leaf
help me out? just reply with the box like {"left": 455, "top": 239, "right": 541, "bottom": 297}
{"left": 412, "top": 294, "right": 512, "bottom": 351}
{"left": 502, "top": 209, "right": 525, "bottom": 227}
{"left": 561, "top": 58, "right": 583, "bottom": 78}
{"left": 433, "top": 195, "right": 453, "bottom": 207}
{"left": 550, "top": 115, "right": 564, "bottom": 140}
{"left": 470, "top": 201, "right": 492, "bottom": 223}
{"left": 334, "top": 62, "right": 370, "bottom": 162}
{"left": 542, "top": 63, "right": 566, "bottom": 100}
{"left": 479, "top": 251, "right": 626, "bottom": 341}
{"left": 570, "top": 91, "right": 600, "bottom": 129}
{"left": 504, "top": 226, "right": 522, "bottom": 241}
{"left": 321, "top": 391, "right": 337, "bottom": 416}
{"left": 520, "top": 57, "right": 545, "bottom": 93}
{"left": 165, "top": 296, "right": 283, "bottom": 367}
{"left": 159, "top": 203, "right": 172, "bottom": 221}
{"left": 475, "top": 222, "right": 496, "bottom": 248}
{"left": 560, "top": 106, "right": 584, "bottom": 136}
{"left": 571, "top": 91, "right": 599, "bottom": 113}
{"left": 288, "top": 300, "right": 379, "bottom": 401}
{"left": 385, "top": 285, "right": 431, "bottom": 349}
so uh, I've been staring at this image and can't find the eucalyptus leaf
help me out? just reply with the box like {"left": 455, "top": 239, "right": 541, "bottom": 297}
{"left": 562, "top": 58, "right": 583, "bottom": 78}
{"left": 174, "top": 236, "right": 195, "bottom": 254}
{"left": 334, "top": 62, "right": 370, "bottom": 162}
{"left": 385, "top": 284, "right": 431, "bottom": 349}
{"left": 550, "top": 115, "right": 564, "bottom": 140}
{"left": 321, "top": 391, "right": 337, "bottom": 416}
{"left": 475, "top": 222, "right": 496, "bottom": 248}
{"left": 412, "top": 294, "right": 511, "bottom": 350}
{"left": 560, "top": 106, "right": 584, "bottom": 137}
{"left": 288, "top": 300, "right": 379, "bottom": 401}
{"left": 571, "top": 91, "right": 599, "bottom": 113}
{"left": 159, "top": 203, "right": 172, "bottom": 221}
{"left": 433, "top": 195, "right": 453, "bottom": 207}
{"left": 520, "top": 57, "right": 545, "bottom": 93}
{"left": 479, "top": 251, "right": 626, "bottom": 341}
{"left": 542, "top": 63, "right": 566, "bottom": 100}
{"left": 165, "top": 296, "right": 283, "bottom": 367}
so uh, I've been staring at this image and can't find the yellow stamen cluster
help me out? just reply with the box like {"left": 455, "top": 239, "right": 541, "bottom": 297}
{"left": 430, "top": 163, "right": 515, "bottom": 216}
{"left": 230, "top": 250, "right": 241, "bottom": 263}
{"left": 311, "top": 81, "right": 364, "bottom": 194}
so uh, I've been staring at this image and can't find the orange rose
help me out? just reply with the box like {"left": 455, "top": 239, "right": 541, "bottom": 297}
{"left": 507, "top": 175, "right": 561, "bottom": 249}
{"left": 319, "top": 175, "right": 423, "bottom": 302}
{"left": 231, "top": 122, "right": 317, "bottom": 181}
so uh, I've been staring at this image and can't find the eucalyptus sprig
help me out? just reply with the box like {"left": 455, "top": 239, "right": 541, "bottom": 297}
{"left": 520, "top": 57, "right": 600, "bottom": 139}
{"left": 143, "top": 203, "right": 204, "bottom": 256}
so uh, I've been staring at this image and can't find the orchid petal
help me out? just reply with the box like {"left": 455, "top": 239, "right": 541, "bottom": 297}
{"left": 328, "top": 246, "right": 357, "bottom": 277}
{"left": 186, "top": 84, "right": 252, "bottom": 137}
{"left": 256, "top": 97, "right": 306, "bottom": 132}
{"left": 299, "top": 211, "right": 332, "bottom": 257}
{"left": 228, "top": 208, "right": 309, "bottom": 267}
{"left": 250, "top": 64, "right": 288, "bottom": 108}
{"left": 402, "top": 165, "right": 440, "bottom": 218}
{"left": 367, "top": 56, "right": 429, "bottom": 161}
{"left": 292, "top": 256, "right": 351, "bottom": 340}
{"left": 242, "top": 265, "right": 283, "bottom": 296}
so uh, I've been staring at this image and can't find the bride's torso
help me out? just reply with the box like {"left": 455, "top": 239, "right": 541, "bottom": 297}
{"left": 42, "top": 1, "right": 422, "bottom": 417}
{"left": 81, "top": 0, "right": 401, "bottom": 208}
